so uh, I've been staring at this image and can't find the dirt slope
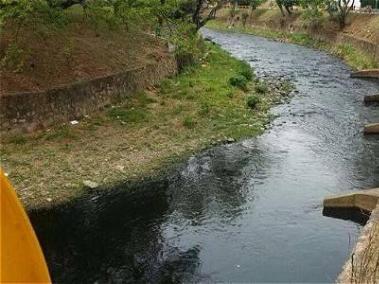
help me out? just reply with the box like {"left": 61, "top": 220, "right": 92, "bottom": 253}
{"left": 0, "top": 14, "right": 168, "bottom": 95}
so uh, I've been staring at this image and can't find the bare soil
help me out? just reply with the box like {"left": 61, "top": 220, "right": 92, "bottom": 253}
{"left": 0, "top": 20, "right": 167, "bottom": 95}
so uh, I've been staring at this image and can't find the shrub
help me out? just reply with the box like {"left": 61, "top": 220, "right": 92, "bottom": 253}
{"left": 247, "top": 95, "right": 260, "bottom": 109}
{"left": 302, "top": 7, "right": 324, "bottom": 30}
{"left": 172, "top": 23, "right": 206, "bottom": 71}
{"left": 255, "top": 81, "right": 268, "bottom": 94}
{"left": 229, "top": 74, "right": 248, "bottom": 90}
{"left": 238, "top": 61, "right": 254, "bottom": 81}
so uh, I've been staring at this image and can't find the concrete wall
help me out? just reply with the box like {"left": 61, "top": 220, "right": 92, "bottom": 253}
{"left": 337, "top": 205, "right": 379, "bottom": 283}
{"left": 338, "top": 33, "right": 379, "bottom": 61}
{"left": 299, "top": 30, "right": 379, "bottom": 62}
{"left": 0, "top": 57, "right": 177, "bottom": 133}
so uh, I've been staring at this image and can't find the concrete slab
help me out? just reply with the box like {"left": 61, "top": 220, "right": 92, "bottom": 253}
{"left": 323, "top": 188, "right": 379, "bottom": 212}
{"left": 351, "top": 69, "right": 379, "bottom": 79}
{"left": 364, "top": 94, "right": 379, "bottom": 104}
{"left": 324, "top": 189, "right": 379, "bottom": 283}
{"left": 337, "top": 206, "right": 379, "bottom": 283}
{"left": 364, "top": 123, "right": 379, "bottom": 135}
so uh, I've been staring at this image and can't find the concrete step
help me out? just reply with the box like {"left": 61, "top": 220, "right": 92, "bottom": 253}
{"left": 324, "top": 188, "right": 379, "bottom": 212}
{"left": 364, "top": 123, "right": 379, "bottom": 135}
{"left": 351, "top": 69, "right": 379, "bottom": 79}
{"left": 364, "top": 94, "right": 379, "bottom": 104}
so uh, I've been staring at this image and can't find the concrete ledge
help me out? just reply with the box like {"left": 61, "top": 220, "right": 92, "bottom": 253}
{"left": 324, "top": 188, "right": 379, "bottom": 212}
{"left": 351, "top": 69, "right": 379, "bottom": 79}
{"left": 337, "top": 205, "right": 379, "bottom": 283}
{"left": 324, "top": 188, "right": 379, "bottom": 283}
{"left": 364, "top": 94, "right": 379, "bottom": 104}
{"left": 364, "top": 123, "right": 379, "bottom": 135}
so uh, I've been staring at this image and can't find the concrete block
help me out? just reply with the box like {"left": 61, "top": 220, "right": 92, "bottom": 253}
{"left": 364, "top": 94, "right": 379, "bottom": 104}
{"left": 364, "top": 123, "right": 379, "bottom": 135}
{"left": 351, "top": 69, "right": 379, "bottom": 79}
{"left": 324, "top": 188, "right": 379, "bottom": 212}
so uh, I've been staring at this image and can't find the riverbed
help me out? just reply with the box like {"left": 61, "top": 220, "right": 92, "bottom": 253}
{"left": 30, "top": 28, "right": 379, "bottom": 283}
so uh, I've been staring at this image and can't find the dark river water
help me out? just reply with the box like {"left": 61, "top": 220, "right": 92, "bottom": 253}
{"left": 30, "top": 29, "right": 379, "bottom": 283}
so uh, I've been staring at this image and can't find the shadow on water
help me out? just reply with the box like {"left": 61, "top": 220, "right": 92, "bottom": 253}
{"left": 29, "top": 178, "right": 204, "bottom": 283}
{"left": 323, "top": 207, "right": 370, "bottom": 226}
{"left": 30, "top": 144, "right": 256, "bottom": 283}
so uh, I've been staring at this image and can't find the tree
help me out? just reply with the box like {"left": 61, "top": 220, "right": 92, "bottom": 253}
{"left": 247, "top": 0, "right": 265, "bottom": 22}
{"left": 325, "top": 0, "right": 355, "bottom": 29}
{"left": 275, "top": 0, "right": 298, "bottom": 16}
{"left": 190, "top": 0, "right": 223, "bottom": 30}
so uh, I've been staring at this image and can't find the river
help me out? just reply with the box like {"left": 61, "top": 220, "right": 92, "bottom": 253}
{"left": 30, "top": 28, "right": 379, "bottom": 283}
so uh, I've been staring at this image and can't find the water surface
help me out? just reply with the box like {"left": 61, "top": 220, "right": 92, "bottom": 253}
{"left": 31, "top": 29, "right": 379, "bottom": 283}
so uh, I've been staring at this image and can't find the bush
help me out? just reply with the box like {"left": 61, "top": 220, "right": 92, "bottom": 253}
{"left": 247, "top": 95, "right": 260, "bottom": 109}
{"left": 238, "top": 61, "right": 254, "bottom": 81}
{"left": 229, "top": 74, "right": 248, "bottom": 90}
{"left": 302, "top": 7, "right": 324, "bottom": 31}
{"left": 172, "top": 23, "right": 206, "bottom": 71}
{"left": 255, "top": 81, "right": 268, "bottom": 94}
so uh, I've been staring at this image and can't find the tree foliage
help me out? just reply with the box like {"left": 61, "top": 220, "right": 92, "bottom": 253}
{"left": 0, "top": 0, "right": 223, "bottom": 32}
{"left": 275, "top": 0, "right": 299, "bottom": 15}
{"left": 272, "top": 0, "right": 355, "bottom": 29}
{"left": 325, "top": 0, "right": 355, "bottom": 28}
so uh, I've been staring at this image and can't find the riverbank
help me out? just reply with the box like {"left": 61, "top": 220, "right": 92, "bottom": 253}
{"left": 207, "top": 8, "right": 379, "bottom": 70}
{"left": 0, "top": 43, "right": 293, "bottom": 210}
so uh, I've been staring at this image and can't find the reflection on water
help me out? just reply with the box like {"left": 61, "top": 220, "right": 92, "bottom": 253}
{"left": 30, "top": 29, "right": 379, "bottom": 283}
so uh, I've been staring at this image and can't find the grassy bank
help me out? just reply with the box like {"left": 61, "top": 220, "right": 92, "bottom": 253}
{"left": 206, "top": 15, "right": 378, "bottom": 70}
{"left": 0, "top": 43, "right": 292, "bottom": 209}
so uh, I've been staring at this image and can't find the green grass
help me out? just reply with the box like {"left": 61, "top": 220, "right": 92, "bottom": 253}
{"left": 1, "top": 42, "right": 290, "bottom": 209}
{"left": 155, "top": 43, "right": 273, "bottom": 140}
{"left": 206, "top": 20, "right": 378, "bottom": 70}
{"left": 108, "top": 107, "right": 148, "bottom": 124}
{"left": 333, "top": 43, "right": 378, "bottom": 70}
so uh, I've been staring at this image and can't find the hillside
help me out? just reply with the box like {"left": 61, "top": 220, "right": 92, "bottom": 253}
{"left": 0, "top": 6, "right": 169, "bottom": 95}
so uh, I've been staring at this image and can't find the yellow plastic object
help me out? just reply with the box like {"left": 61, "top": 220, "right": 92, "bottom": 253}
{"left": 0, "top": 169, "right": 51, "bottom": 283}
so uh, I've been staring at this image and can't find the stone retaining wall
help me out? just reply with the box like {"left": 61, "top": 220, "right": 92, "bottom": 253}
{"left": 311, "top": 32, "right": 379, "bottom": 61}
{"left": 0, "top": 56, "right": 177, "bottom": 133}
{"left": 337, "top": 205, "right": 379, "bottom": 283}
{"left": 338, "top": 33, "right": 379, "bottom": 61}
